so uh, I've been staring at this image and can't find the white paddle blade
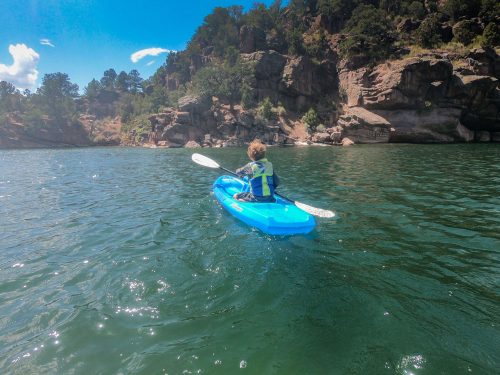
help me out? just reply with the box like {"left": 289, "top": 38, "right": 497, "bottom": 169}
{"left": 295, "top": 201, "right": 336, "bottom": 218}
{"left": 192, "top": 153, "right": 220, "bottom": 169}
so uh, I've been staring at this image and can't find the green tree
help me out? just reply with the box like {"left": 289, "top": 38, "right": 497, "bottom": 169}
{"left": 317, "top": 0, "right": 358, "bottom": 32}
{"left": 258, "top": 97, "right": 274, "bottom": 120}
{"left": 84, "top": 79, "right": 102, "bottom": 101}
{"left": 452, "top": 19, "right": 478, "bottom": 45}
{"left": 128, "top": 70, "right": 143, "bottom": 94}
{"left": 115, "top": 71, "right": 130, "bottom": 92}
{"left": 440, "top": 0, "right": 481, "bottom": 22}
{"left": 165, "top": 52, "right": 191, "bottom": 84}
{"left": 36, "top": 73, "right": 79, "bottom": 120}
{"left": 481, "top": 22, "right": 500, "bottom": 47}
{"left": 0, "top": 81, "right": 18, "bottom": 112}
{"left": 339, "top": 4, "right": 397, "bottom": 62}
{"left": 241, "top": 83, "right": 255, "bottom": 109}
{"left": 100, "top": 68, "right": 117, "bottom": 89}
{"left": 246, "top": 2, "right": 275, "bottom": 31}
{"left": 192, "top": 6, "right": 242, "bottom": 57}
{"left": 479, "top": 0, "right": 500, "bottom": 23}
{"left": 408, "top": 1, "right": 426, "bottom": 19}
{"left": 415, "top": 14, "right": 443, "bottom": 48}
{"left": 193, "top": 60, "right": 251, "bottom": 110}
{"left": 302, "top": 108, "right": 319, "bottom": 130}
{"left": 287, "top": 27, "right": 305, "bottom": 55}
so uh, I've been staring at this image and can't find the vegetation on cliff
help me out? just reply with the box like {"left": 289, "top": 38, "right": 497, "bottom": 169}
{"left": 1, "top": 0, "right": 499, "bottom": 147}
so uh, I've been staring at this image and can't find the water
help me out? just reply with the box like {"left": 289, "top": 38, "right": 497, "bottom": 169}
{"left": 0, "top": 145, "right": 499, "bottom": 374}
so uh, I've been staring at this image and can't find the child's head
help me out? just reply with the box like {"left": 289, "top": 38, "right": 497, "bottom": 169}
{"left": 247, "top": 139, "right": 266, "bottom": 161}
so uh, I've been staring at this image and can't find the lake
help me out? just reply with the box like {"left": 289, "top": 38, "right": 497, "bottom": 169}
{"left": 1, "top": 145, "right": 499, "bottom": 374}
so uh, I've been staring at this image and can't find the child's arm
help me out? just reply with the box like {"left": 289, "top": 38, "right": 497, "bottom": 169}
{"left": 236, "top": 163, "right": 253, "bottom": 177}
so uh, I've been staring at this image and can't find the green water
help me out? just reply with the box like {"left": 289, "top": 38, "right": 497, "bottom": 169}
{"left": 0, "top": 145, "right": 499, "bottom": 374}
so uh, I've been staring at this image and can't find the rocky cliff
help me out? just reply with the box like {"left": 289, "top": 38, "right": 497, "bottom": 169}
{"left": 137, "top": 46, "right": 499, "bottom": 148}
{"left": 0, "top": 113, "right": 121, "bottom": 149}
{"left": 333, "top": 47, "right": 500, "bottom": 144}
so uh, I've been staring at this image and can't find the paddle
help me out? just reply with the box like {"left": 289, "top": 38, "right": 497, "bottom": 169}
{"left": 191, "top": 153, "right": 335, "bottom": 218}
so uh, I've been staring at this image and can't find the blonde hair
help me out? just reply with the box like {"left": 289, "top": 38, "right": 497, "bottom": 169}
{"left": 247, "top": 139, "right": 266, "bottom": 161}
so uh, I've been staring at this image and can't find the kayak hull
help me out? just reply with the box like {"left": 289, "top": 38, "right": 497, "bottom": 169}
{"left": 212, "top": 175, "right": 316, "bottom": 235}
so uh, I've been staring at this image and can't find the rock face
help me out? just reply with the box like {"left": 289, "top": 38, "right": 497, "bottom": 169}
{"left": 0, "top": 113, "right": 93, "bottom": 149}
{"left": 242, "top": 50, "right": 338, "bottom": 112}
{"left": 133, "top": 49, "right": 500, "bottom": 148}
{"left": 337, "top": 107, "right": 392, "bottom": 143}
{"left": 336, "top": 51, "right": 500, "bottom": 144}
{"left": 140, "top": 95, "right": 295, "bottom": 148}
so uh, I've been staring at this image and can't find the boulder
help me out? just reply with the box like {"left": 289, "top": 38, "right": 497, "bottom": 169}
{"left": 337, "top": 107, "right": 392, "bottom": 143}
{"left": 339, "top": 57, "right": 454, "bottom": 110}
{"left": 474, "top": 131, "right": 491, "bottom": 142}
{"left": 178, "top": 95, "right": 209, "bottom": 114}
{"left": 466, "top": 48, "right": 500, "bottom": 78}
{"left": 175, "top": 111, "right": 191, "bottom": 125}
{"left": 162, "top": 123, "right": 190, "bottom": 143}
{"left": 372, "top": 107, "right": 474, "bottom": 143}
{"left": 311, "top": 132, "right": 332, "bottom": 144}
{"left": 280, "top": 56, "right": 317, "bottom": 97}
{"left": 241, "top": 50, "right": 287, "bottom": 82}
{"left": 185, "top": 140, "right": 201, "bottom": 148}
{"left": 342, "top": 137, "right": 355, "bottom": 146}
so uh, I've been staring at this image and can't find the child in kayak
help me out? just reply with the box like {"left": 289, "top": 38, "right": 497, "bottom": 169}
{"left": 234, "top": 139, "right": 279, "bottom": 202}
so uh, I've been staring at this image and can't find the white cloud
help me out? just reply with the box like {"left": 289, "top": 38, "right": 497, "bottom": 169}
{"left": 40, "top": 38, "right": 55, "bottom": 47}
{"left": 131, "top": 48, "right": 173, "bottom": 63}
{"left": 146, "top": 60, "right": 155, "bottom": 66}
{"left": 0, "top": 44, "right": 40, "bottom": 90}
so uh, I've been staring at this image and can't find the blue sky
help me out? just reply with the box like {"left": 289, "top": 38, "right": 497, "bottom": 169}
{"left": 0, "top": 0, "right": 278, "bottom": 92}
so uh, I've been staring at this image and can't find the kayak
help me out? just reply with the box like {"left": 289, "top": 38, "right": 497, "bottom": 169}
{"left": 212, "top": 175, "right": 316, "bottom": 235}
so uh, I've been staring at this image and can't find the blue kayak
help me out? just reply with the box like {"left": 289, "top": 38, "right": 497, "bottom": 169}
{"left": 212, "top": 175, "right": 316, "bottom": 235}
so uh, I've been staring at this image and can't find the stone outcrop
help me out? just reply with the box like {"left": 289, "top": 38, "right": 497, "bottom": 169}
{"left": 0, "top": 113, "right": 93, "bottom": 149}
{"left": 336, "top": 107, "right": 392, "bottom": 143}
{"left": 336, "top": 51, "right": 500, "bottom": 144}
{"left": 139, "top": 95, "right": 295, "bottom": 148}
{"left": 242, "top": 50, "right": 338, "bottom": 112}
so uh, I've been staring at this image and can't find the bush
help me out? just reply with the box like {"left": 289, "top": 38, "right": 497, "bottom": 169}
{"left": 453, "top": 20, "right": 478, "bottom": 45}
{"left": 258, "top": 97, "right": 273, "bottom": 120}
{"left": 302, "top": 108, "right": 319, "bottom": 130}
{"left": 415, "top": 14, "right": 443, "bottom": 48}
{"left": 241, "top": 84, "right": 255, "bottom": 109}
{"left": 274, "top": 105, "right": 286, "bottom": 117}
{"left": 479, "top": 0, "right": 500, "bottom": 24}
{"left": 440, "top": 0, "right": 481, "bottom": 22}
{"left": 408, "top": 1, "right": 426, "bottom": 20}
{"left": 339, "top": 4, "right": 397, "bottom": 62}
{"left": 316, "top": 124, "right": 326, "bottom": 132}
{"left": 481, "top": 22, "right": 500, "bottom": 47}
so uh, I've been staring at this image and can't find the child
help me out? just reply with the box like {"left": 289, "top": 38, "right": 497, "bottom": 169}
{"left": 234, "top": 139, "right": 279, "bottom": 202}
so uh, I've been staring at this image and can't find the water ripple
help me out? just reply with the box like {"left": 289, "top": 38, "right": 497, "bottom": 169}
{"left": 0, "top": 145, "right": 499, "bottom": 374}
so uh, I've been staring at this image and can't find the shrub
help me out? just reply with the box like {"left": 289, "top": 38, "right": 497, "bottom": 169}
{"left": 241, "top": 84, "right": 255, "bottom": 109}
{"left": 415, "top": 14, "right": 443, "bottom": 48}
{"left": 258, "top": 97, "right": 274, "bottom": 120}
{"left": 316, "top": 124, "right": 326, "bottom": 132}
{"left": 479, "top": 0, "right": 500, "bottom": 24}
{"left": 302, "top": 108, "right": 319, "bottom": 130}
{"left": 440, "top": 0, "right": 481, "bottom": 22}
{"left": 481, "top": 22, "right": 500, "bottom": 48}
{"left": 453, "top": 20, "right": 478, "bottom": 45}
{"left": 275, "top": 105, "right": 286, "bottom": 117}
{"left": 339, "top": 4, "right": 397, "bottom": 62}
{"left": 408, "top": 1, "right": 426, "bottom": 20}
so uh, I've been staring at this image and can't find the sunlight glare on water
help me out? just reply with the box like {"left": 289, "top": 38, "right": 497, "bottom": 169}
{"left": 0, "top": 145, "right": 499, "bottom": 374}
